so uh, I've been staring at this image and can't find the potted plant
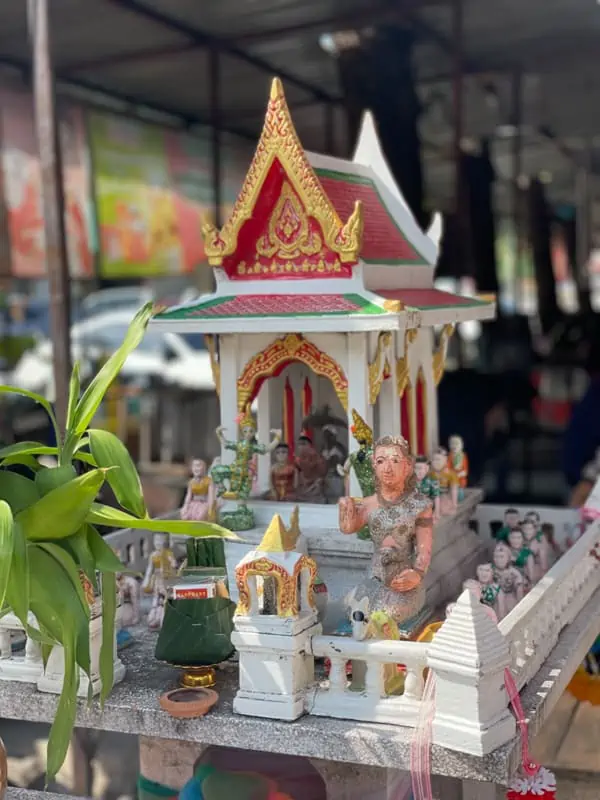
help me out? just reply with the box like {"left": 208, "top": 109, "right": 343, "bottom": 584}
{"left": 0, "top": 303, "right": 235, "bottom": 782}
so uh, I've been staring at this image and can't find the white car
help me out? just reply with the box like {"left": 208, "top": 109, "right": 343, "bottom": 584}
{"left": 10, "top": 310, "right": 215, "bottom": 400}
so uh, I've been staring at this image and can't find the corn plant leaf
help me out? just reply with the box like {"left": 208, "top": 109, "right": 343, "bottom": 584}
{"left": 36, "top": 541, "right": 90, "bottom": 619}
{"left": 5, "top": 521, "right": 28, "bottom": 627}
{"left": 0, "top": 441, "right": 58, "bottom": 462}
{"left": 0, "top": 386, "right": 61, "bottom": 447}
{"left": 28, "top": 546, "right": 88, "bottom": 782}
{"left": 64, "top": 527, "right": 98, "bottom": 589}
{"left": 86, "top": 525, "right": 126, "bottom": 573}
{"left": 35, "top": 465, "right": 77, "bottom": 497}
{"left": 45, "top": 623, "right": 79, "bottom": 784}
{"left": 2, "top": 454, "right": 42, "bottom": 472}
{"left": 71, "top": 303, "right": 154, "bottom": 436}
{"left": 0, "top": 500, "right": 14, "bottom": 610}
{"left": 73, "top": 451, "right": 97, "bottom": 467}
{"left": 66, "top": 361, "right": 81, "bottom": 430}
{"left": 99, "top": 571, "right": 116, "bottom": 707}
{"left": 88, "top": 429, "right": 146, "bottom": 518}
{"left": 17, "top": 469, "right": 107, "bottom": 542}
{"left": 86, "top": 502, "right": 239, "bottom": 540}
{"left": 0, "top": 471, "right": 39, "bottom": 514}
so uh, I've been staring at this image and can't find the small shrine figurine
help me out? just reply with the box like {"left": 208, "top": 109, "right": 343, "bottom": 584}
{"left": 269, "top": 442, "right": 296, "bottom": 501}
{"left": 295, "top": 434, "right": 328, "bottom": 504}
{"left": 212, "top": 408, "right": 281, "bottom": 502}
{"left": 493, "top": 542, "right": 524, "bottom": 619}
{"left": 338, "top": 409, "right": 375, "bottom": 497}
{"left": 447, "top": 435, "right": 468, "bottom": 499}
{"left": 475, "top": 562, "right": 500, "bottom": 614}
{"left": 494, "top": 507, "right": 520, "bottom": 542}
{"left": 414, "top": 455, "right": 441, "bottom": 522}
{"left": 117, "top": 573, "right": 140, "bottom": 628}
{"left": 211, "top": 407, "right": 281, "bottom": 530}
{"left": 507, "top": 528, "right": 535, "bottom": 588}
{"left": 521, "top": 518, "right": 550, "bottom": 581}
{"left": 321, "top": 425, "right": 347, "bottom": 501}
{"left": 181, "top": 458, "right": 216, "bottom": 521}
{"left": 429, "top": 447, "right": 459, "bottom": 515}
{"left": 340, "top": 435, "right": 434, "bottom": 638}
{"left": 142, "top": 533, "right": 177, "bottom": 630}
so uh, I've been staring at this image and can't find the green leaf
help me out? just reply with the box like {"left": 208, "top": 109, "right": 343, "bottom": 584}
{"left": 0, "top": 441, "right": 58, "bottom": 462}
{"left": 45, "top": 623, "right": 79, "bottom": 783}
{"left": 66, "top": 361, "right": 81, "bottom": 430}
{"left": 71, "top": 303, "right": 154, "bottom": 435}
{"left": 73, "top": 451, "right": 98, "bottom": 467}
{"left": 0, "top": 471, "right": 39, "bottom": 514}
{"left": 64, "top": 527, "right": 98, "bottom": 589}
{"left": 86, "top": 525, "right": 127, "bottom": 573}
{"left": 86, "top": 502, "right": 240, "bottom": 540}
{"left": 0, "top": 386, "right": 61, "bottom": 448}
{"left": 17, "top": 469, "right": 107, "bottom": 542}
{"left": 0, "top": 500, "right": 14, "bottom": 610}
{"left": 35, "top": 465, "right": 77, "bottom": 497}
{"left": 35, "top": 542, "right": 90, "bottom": 619}
{"left": 99, "top": 571, "right": 116, "bottom": 706}
{"left": 2, "top": 454, "right": 43, "bottom": 472}
{"left": 4, "top": 521, "right": 28, "bottom": 627}
{"left": 88, "top": 429, "right": 146, "bottom": 518}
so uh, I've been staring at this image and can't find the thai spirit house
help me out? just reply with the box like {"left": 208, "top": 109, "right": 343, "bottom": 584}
{"left": 154, "top": 78, "right": 494, "bottom": 502}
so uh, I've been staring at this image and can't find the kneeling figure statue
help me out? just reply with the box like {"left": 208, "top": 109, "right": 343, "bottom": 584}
{"left": 340, "top": 435, "right": 434, "bottom": 691}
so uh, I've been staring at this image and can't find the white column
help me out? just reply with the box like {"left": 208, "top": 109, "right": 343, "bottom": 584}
{"left": 256, "top": 379, "right": 272, "bottom": 495}
{"left": 427, "top": 590, "right": 515, "bottom": 755}
{"left": 421, "top": 328, "right": 439, "bottom": 451}
{"left": 218, "top": 334, "right": 240, "bottom": 465}
{"left": 347, "top": 332, "right": 371, "bottom": 497}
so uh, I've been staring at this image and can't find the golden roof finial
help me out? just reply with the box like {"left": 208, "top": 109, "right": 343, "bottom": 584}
{"left": 351, "top": 409, "right": 373, "bottom": 446}
{"left": 257, "top": 514, "right": 296, "bottom": 553}
{"left": 287, "top": 506, "right": 301, "bottom": 549}
{"left": 270, "top": 76, "right": 284, "bottom": 101}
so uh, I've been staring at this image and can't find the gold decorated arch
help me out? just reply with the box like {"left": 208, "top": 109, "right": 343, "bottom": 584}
{"left": 235, "top": 554, "right": 317, "bottom": 617}
{"left": 237, "top": 333, "right": 348, "bottom": 412}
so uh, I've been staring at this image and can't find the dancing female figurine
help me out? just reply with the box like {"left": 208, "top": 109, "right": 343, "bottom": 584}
{"left": 337, "top": 409, "right": 375, "bottom": 497}
{"left": 181, "top": 458, "right": 216, "bottom": 521}
{"left": 340, "top": 435, "right": 434, "bottom": 631}
{"left": 211, "top": 407, "right": 281, "bottom": 502}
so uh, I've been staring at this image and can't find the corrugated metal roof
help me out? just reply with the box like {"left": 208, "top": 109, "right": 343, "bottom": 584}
{"left": 0, "top": 0, "right": 598, "bottom": 214}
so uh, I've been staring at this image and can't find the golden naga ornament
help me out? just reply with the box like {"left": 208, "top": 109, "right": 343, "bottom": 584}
{"left": 432, "top": 324, "right": 455, "bottom": 386}
{"left": 368, "top": 331, "right": 393, "bottom": 405}
{"left": 396, "top": 329, "right": 418, "bottom": 397}
{"left": 205, "top": 335, "right": 221, "bottom": 396}
{"left": 201, "top": 77, "right": 364, "bottom": 268}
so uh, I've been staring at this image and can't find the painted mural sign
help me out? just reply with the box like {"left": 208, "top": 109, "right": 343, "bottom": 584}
{"left": 0, "top": 87, "right": 94, "bottom": 278}
{"left": 89, "top": 112, "right": 216, "bottom": 278}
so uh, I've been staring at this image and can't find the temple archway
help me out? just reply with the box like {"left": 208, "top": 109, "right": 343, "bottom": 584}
{"left": 236, "top": 333, "right": 348, "bottom": 413}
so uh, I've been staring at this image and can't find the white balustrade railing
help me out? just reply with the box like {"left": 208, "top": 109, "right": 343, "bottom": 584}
{"left": 499, "top": 519, "right": 600, "bottom": 690}
{"left": 0, "top": 612, "right": 43, "bottom": 683}
{"left": 306, "top": 635, "right": 428, "bottom": 726}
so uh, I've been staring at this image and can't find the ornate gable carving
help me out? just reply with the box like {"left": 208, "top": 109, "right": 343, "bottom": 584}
{"left": 202, "top": 78, "right": 364, "bottom": 274}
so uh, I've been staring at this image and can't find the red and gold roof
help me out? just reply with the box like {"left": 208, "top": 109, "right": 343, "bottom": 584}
{"left": 201, "top": 78, "right": 363, "bottom": 281}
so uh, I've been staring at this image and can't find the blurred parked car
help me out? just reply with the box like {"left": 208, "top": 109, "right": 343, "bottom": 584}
{"left": 10, "top": 309, "right": 215, "bottom": 400}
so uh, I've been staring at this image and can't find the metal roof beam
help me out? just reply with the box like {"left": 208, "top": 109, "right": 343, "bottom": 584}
{"left": 63, "top": 43, "right": 199, "bottom": 73}
{"left": 105, "top": 0, "right": 340, "bottom": 103}
{"left": 0, "top": 55, "right": 255, "bottom": 140}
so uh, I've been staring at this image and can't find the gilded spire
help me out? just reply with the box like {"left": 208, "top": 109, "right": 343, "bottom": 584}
{"left": 257, "top": 513, "right": 297, "bottom": 552}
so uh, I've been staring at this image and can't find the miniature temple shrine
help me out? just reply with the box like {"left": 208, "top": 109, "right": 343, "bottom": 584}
{"left": 153, "top": 78, "right": 495, "bottom": 508}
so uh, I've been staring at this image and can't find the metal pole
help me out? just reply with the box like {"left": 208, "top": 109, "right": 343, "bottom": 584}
{"left": 209, "top": 46, "right": 222, "bottom": 230}
{"left": 324, "top": 103, "right": 335, "bottom": 155}
{"left": 29, "top": 0, "right": 71, "bottom": 432}
{"left": 511, "top": 71, "right": 523, "bottom": 310}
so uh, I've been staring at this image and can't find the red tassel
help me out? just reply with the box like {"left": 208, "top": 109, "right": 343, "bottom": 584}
{"left": 506, "top": 766, "right": 556, "bottom": 798}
